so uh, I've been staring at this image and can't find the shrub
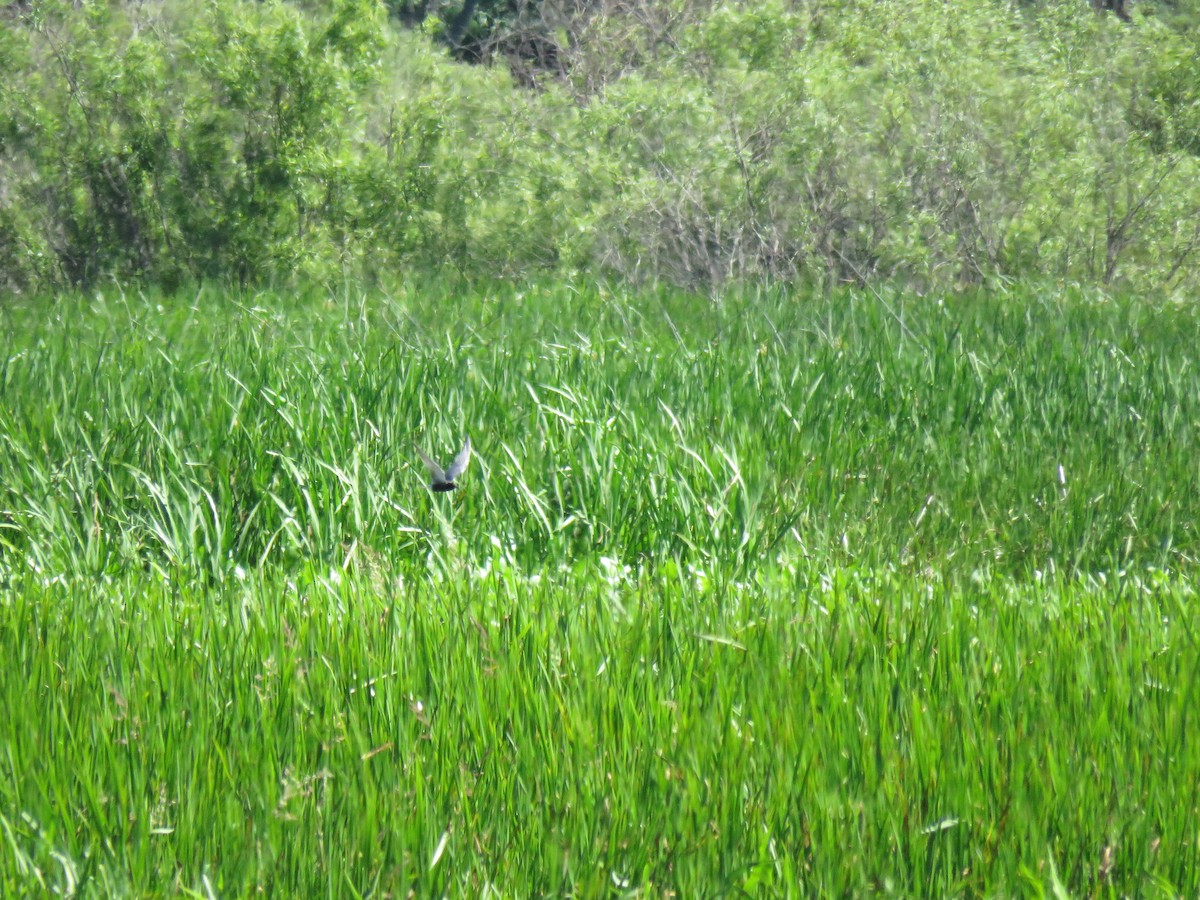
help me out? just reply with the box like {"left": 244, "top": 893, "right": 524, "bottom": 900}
{"left": 1, "top": 0, "right": 1198, "bottom": 295}
{"left": 0, "top": 0, "right": 393, "bottom": 289}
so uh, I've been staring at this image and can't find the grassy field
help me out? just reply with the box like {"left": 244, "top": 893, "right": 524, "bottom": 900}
{"left": 1, "top": 281, "right": 1198, "bottom": 895}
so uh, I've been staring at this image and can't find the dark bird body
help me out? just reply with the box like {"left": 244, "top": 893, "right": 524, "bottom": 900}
{"left": 417, "top": 437, "right": 471, "bottom": 491}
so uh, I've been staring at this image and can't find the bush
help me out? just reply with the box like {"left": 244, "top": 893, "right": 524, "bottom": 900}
{"left": 562, "top": 0, "right": 1200, "bottom": 291}
{"left": 1, "top": 0, "right": 1198, "bottom": 295}
{"left": 0, "top": 0, "right": 396, "bottom": 289}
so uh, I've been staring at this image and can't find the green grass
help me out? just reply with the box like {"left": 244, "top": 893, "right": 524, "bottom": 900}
{"left": 1, "top": 281, "right": 1198, "bottom": 895}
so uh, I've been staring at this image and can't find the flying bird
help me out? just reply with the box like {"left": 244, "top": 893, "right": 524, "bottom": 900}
{"left": 416, "top": 437, "right": 471, "bottom": 492}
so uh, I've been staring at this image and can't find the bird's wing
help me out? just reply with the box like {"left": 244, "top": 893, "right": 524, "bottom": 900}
{"left": 415, "top": 446, "right": 446, "bottom": 482}
{"left": 444, "top": 436, "right": 472, "bottom": 481}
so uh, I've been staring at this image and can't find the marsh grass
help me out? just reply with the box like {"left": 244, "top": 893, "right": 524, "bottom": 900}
{"left": 1, "top": 281, "right": 1198, "bottom": 895}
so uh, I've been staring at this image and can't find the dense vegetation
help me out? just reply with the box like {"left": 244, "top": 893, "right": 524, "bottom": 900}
{"left": 2, "top": 282, "right": 1199, "bottom": 579}
{"left": 1, "top": 284, "right": 1199, "bottom": 894}
{"left": 3, "top": 0, "right": 1199, "bottom": 895}
{"left": 2, "top": 0, "right": 1199, "bottom": 293}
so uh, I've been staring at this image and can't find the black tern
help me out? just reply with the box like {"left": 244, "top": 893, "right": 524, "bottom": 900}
{"left": 416, "top": 437, "right": 471, "bottom": 492}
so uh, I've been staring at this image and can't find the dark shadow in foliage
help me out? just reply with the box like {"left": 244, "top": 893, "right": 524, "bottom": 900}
{"left": 1093, "top": 0, "right": 1133, "bottom": 21}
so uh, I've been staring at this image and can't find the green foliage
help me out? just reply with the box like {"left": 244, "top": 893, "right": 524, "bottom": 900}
{"left": 2, "top": 0, "right": 1199, "bottom": 293}
{"left": 1128, "top": 19, "right": 1200, "bottom": 157}
{"left": 0, "top": 0, "right": 413, "bottom": 290}
{"left": 566, "top": 0, "right": 1200, "bottom": 290}
{"left": 1, "top": 282, "right": 1199, "bottom": 894}
{"left": 177, "top": 0, "right": 385, "bottom": 282}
